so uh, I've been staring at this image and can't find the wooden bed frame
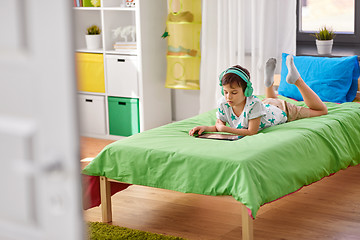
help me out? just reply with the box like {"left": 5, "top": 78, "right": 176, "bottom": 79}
{"left": 99, "top": 176, "right": 254, "bottom": 240}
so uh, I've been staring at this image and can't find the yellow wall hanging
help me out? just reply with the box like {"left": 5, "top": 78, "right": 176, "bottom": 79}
{"left": 164, "top": 0, "right": 201, "bottom": 90}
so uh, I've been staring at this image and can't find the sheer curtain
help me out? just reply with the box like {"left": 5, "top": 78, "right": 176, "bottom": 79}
{"left": 199, "top": 0, "right": 296, "bottom": 113}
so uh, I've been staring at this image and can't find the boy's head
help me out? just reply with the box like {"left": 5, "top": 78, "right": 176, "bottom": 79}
{"left": 220, "top": 65, "right": 252, "bottom": 96}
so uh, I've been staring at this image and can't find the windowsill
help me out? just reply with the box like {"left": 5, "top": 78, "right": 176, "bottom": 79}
{"left": 296, "top": 42, "right": 360, "bottom": 95}
{"left": 296, "top": 42, "right": 360, "bottom": 59}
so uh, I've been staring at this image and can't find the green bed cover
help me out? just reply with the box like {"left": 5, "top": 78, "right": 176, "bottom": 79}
{"left": 83, "top": 96, "right": 360, "bottom": 218}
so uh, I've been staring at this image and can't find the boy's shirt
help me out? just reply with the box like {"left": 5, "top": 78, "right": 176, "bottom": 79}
{"left": 216, "top": 96, "right": 287, "bottom": 130}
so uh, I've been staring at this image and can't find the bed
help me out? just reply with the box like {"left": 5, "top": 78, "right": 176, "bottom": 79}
{"left": 83, "top": 54, "right": 360, "bottom": 239}
{"left": 82, "top": 94, "right": 360, "bottom": 239}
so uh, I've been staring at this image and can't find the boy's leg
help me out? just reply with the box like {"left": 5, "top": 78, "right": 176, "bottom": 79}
{"left": 264, "top": 58, "right": 277, "bottom": 98}
{"left": 286, "top": 55, "right": 328, "bottom": 117}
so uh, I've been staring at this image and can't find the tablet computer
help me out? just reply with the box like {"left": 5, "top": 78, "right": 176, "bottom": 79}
{"left": 195, "top": 133, "right": 243, "bottom": 141}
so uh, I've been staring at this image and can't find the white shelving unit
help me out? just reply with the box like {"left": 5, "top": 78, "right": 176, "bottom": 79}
{"left": 74, "top": 0, "right": 171, "bottom": 139}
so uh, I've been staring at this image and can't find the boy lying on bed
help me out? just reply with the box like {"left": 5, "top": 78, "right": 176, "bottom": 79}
{"left": 189, "top": 55, "right": 328, "bottom": 136}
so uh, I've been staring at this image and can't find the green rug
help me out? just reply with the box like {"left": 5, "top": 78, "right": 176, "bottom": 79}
{"left": 88, "top": 222, "right": 187, "bottom": 240}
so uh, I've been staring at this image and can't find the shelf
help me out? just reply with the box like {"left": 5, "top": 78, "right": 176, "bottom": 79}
{"left": 297, "top": 42, "right": 360, "bottom": 60}
{"left": 106, "top": 50, "right": 137, "bottom": 55}
{"left": 103, "top": 7, "right": 136, "bottom": 11}
{"left": 73, "top": 7, "right": 135, "bottom": 11}
{"left": 73, "top": 7, "right": 101, "bottom": 11}
{"left": 166, "top": 55, "right": 201, "bottom": 59}
{"left": 75, "top": 0, "right": 172, "bottom": 138}
{"left": 103, "top": 10, "right": 136, "bottom": 51}
{"left": 76, "top": 49, "right": 103, "bottom": 53}
{"left": 166, "top": 21, "right": 202, "bottom": 25}
{"left": 78, "top": 91, "right": 106, "bottom": 96}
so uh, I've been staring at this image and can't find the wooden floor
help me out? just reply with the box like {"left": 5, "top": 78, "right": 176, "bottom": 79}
{"left": 81, "top": 137, "right": 360, "bottom": 240}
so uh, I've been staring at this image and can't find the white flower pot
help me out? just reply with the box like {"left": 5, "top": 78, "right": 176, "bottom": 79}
{"left": 85, "top": 34, "right": 101, "bottom": 50}
{"left": 316, "top": 39, "right": 333, "bottom": 55}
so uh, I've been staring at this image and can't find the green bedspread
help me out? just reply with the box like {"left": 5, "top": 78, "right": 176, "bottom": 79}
{"left": 83, "top": 96, "right": 360, "bottom": 218}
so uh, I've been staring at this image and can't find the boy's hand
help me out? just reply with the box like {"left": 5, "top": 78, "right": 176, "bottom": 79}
{"left": 189, "top": 126, "right": 207, "bottom": 136}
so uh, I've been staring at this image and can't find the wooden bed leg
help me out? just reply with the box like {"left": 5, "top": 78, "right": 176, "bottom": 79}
{"left": 241, "top": 204, "right": 253, "bottom": 240}
{"left": 100, "top": 176, "right": 112, "bottom": 223}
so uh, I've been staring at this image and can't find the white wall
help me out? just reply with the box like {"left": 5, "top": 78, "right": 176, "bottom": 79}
{"left": 171, "top": 89, "right": 200, "bottom": 121}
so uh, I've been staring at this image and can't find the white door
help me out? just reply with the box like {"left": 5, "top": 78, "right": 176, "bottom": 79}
{"left": 0, "top": 1, "right": 83, "bottom": 240}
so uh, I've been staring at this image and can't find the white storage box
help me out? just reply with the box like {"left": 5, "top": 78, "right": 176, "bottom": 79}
{"left": 106, "top": 55, "right": 139, "bottom": 98}
{"left": 78, "top": 94, "right": 106, "bottom": 135}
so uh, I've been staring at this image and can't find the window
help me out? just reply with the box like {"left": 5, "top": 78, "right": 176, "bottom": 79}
{"left": 297, "top": 0, "right": 360, "bottom": 44}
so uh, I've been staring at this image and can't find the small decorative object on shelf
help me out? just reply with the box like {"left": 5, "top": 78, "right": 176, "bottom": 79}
{"left": 82, "top": 0, "right": 101, "bottom": 7}
{"left": 113, "top": 42, "right": 137, "bottom": 53}
{"left": 85, "top": 25, "right": 101, "bottom": 50}
{"left": 126, "top": 0, "right": 136, "bottom": 8}
{"left": 312, "top": 26, "right": 335, "bottom": 55}
{"left": 112, "top": 25, "right": 136, "bottom": 42}
{"left": 112, "top": 25, "right": 136, "bottom": 53}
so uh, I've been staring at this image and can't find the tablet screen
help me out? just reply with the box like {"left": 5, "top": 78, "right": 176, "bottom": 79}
{"left": 195, "top": 133, "right": 243, "bottom": 141}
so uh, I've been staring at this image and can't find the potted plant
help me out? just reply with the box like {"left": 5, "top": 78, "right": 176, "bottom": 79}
{"left": 312, "top": 26, "right": 335, "bottom": 55}
{"left": 85, "top": 25, "right": 101, "bottom": 50}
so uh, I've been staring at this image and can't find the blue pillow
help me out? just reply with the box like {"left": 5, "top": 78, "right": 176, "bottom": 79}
{"left": 278, "top": 53, "right": 360, "bottom": 103}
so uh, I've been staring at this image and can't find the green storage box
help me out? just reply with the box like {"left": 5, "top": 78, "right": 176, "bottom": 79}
{"left": 108, "top": 97, "right": 139, "bottom": 136}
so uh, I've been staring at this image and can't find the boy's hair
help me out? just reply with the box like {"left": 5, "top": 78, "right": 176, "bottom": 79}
{"left": 221, "top": 65, "right": 250, "bottom": 93}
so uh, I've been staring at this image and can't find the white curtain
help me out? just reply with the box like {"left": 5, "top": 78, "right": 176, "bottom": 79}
{"left": 199, "top": 0, "right": 296, "bottom": 113}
